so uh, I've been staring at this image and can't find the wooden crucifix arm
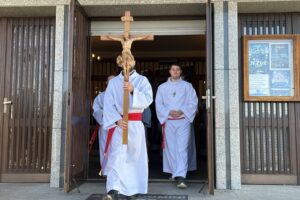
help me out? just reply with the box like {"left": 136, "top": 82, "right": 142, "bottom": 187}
{"left": 101, "top": 35, "right": 123, "bottom": 42}
{"left": 131, "top": 35, "right": 154, "bottom": 41}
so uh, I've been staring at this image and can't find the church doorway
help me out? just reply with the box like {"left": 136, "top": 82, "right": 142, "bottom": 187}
{"left": 88, "top": 34, "right": 208, "bottom": 182}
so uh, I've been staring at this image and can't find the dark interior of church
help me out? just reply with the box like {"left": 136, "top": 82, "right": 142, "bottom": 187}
{"left": 88, "top": 35, "right": 208, "bottom": 181}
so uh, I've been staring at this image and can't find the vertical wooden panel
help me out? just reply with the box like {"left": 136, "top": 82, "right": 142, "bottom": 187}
{"left": 65, "top": 0, "right": 90, "bottom": 191}
{"left": 0, "top": 18, "right": 8, "bottom": 173}
{"left": 239, "top": 13, "right": 299, "bottom": 184}
{"left": 27, "top": 19, "right": 34, "bottom": 170}
{"left": 0, "top": 17, "right": 55, "bottom": 182}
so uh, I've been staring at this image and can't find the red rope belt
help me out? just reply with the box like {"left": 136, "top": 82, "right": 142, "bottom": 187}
{"left": 161, "top": 117, "right": 185, "bottom": 150}
{"left": 89, "top": 125, "right": 100, "bottom": 153}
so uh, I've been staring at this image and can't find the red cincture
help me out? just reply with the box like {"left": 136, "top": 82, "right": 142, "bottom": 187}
{"left": 89, "top": 125, "right": 100, "bottom": 153}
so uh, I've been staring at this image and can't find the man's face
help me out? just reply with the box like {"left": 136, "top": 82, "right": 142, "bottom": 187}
{"left": 169, "top": 65, "right": 182, "bottom": 79}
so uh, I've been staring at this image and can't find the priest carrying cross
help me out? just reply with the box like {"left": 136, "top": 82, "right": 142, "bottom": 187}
{"left": 101, "top": 11, "right": 154, "bottom": 199}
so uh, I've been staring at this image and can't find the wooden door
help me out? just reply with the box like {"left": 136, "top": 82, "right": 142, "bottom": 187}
{"left": 205, "top": 0, "right": 215, "bottom": 195}
{"left": 0, "top": 17, "right": 55, "bottom": 182}
{"left": 64, "top": 0, "right": 90, "bottom": 192}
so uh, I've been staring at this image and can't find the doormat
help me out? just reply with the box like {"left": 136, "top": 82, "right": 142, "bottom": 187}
{"left": 86, "top": 194, "right": 188, "bottom": 200}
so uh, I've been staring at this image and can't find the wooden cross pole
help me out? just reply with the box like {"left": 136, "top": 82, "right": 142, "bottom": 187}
{"left": 100, "top": 11, "right": 154, "bottom": 144}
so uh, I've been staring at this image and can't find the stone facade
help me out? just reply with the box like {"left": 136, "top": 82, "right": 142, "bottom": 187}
{"left": 2, "top": 0, "right": 299, "bottom": 191}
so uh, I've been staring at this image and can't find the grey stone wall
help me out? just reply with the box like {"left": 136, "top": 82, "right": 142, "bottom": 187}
{"left": 50, "top": 4, "right": 69, "bottom": 188}
{"left": 214, "top": 1, "right": 227, "bottom": 190}
{"left": 213, "top": 1, "right": 241, "bottom": 189}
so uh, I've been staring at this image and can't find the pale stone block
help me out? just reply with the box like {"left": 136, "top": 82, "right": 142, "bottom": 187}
{"left": 50, "top": 128, "right": 63, "bottom": 188}
{"left": 214, "top": 70, "right": 226, "bottom": 129}
{"left": 215, "top": 128, "right": 227, "bottom": 189}
{"left": 230, "top": 128, "right": 242, "bottom": 189}
{"left": 52, "top": 71, "right": 64, "bottom": 129}
{"left": 229, "top": 70, "right": 240, "bottom": 129}
{"left": 214, "top": 2, "right": 225, "bottom": 70}
{"left": 228, "top": 1, "right": 238, "bottom": 70}
{"left": 54, "top": 5, "right": 65, "bottom": 72}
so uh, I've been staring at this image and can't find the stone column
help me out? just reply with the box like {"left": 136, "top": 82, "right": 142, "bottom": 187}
{"left": 50, "top": 4, "right": 68, "bottom": 188}
{"left": 228, "top": 1, "right": 241, "bottom": 190}
{"left": 213, "top": 0, "right": 241, "bottom": 189}
{"left": 213, "top": 1, "right": 227, "bottom": 190}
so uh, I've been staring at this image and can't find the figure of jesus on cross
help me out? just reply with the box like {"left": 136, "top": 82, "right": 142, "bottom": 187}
{"left": 105, "top": 32, "right": 153, "bottom": 68}
{"left": 102, "top": 11, "right": 153, "bottom": 69}
{"left": 101, "top": 11, "right": 154, "bottom": 144}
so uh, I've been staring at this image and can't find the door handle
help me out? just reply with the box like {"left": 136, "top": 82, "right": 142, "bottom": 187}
{"left": 3, "top": 101, "right": 12, "bottom": 105}
{"left": 201, "top": 96, "right": 216, "bottom": 99}
{"left": 201, "top": 89, "right": 216, "bottom": 110}
{"left": 3, "top": 98, "right": 13, "bottom": 114}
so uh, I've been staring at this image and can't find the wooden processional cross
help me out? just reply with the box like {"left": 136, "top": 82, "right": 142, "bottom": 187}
{"left": 101, "top": 11, "right": 154, "bottom": 144}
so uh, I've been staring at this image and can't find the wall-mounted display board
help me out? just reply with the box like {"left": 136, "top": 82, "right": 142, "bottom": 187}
{"left": 243, "top": 35, "right": 300, "bottom": 101}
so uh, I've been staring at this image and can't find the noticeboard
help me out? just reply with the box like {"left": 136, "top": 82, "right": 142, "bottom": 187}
{"left": 243, "top": 35, "right": 300, "bottom": 101}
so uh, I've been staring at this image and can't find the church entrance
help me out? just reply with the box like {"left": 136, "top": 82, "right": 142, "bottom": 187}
{"left": 88, "top": 35, "right": 208, "bottom": 182}
{"left": 65, "top": 0, "right": 214, "bottom": 194}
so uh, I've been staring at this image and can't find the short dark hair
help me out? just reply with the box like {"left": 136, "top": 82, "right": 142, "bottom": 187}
{"left": 169, "top": 63, "right": 181, "bottom": 70}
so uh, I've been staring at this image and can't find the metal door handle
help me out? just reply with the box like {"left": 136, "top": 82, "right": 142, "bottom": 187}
{"left": 3, "top": 101, "right": 12, "bottom": 105}
{"left": 202, "top": 89, "right": 216, "bottom": 110}
{"left": 201, "top": 96, "right": 216, "bottom": 99}
{"left": 3, "top": 98, "right": 13, "bottom": 114}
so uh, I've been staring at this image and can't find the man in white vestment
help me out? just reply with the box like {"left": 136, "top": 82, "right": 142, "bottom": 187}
{"left": 155, "top": 64, "right": 198, "bottom": 189}
{"left": 102, "top": 69, "right": 153, "bottom": 199}
{"left": 92, "top": 75, "right": 115, "bottom": 175}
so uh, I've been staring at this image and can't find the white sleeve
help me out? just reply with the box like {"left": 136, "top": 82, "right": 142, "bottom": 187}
{"left": 155, "top": 85, "right": 170, "bottom": 124}
{"left": 181, "top": 83, "right": 198, "bottom": 122}
{"left": 92, "top": 93, "right": 104, "bottom": 125}
{"left": 132, "top": 77, "right": 153, "bottom": 109}
{"left": 103, "top": 82, "right": 122, "bottom": 129}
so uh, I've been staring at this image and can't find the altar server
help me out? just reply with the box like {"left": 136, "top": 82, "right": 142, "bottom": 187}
{"left": 92, "top": 75, "right": 115, "bottom": 172}
{"left": 103, "top": 69, "right": 153, "bottom": 198}
{"left": 155, "top": 64, "right": 198, "bottom": 189}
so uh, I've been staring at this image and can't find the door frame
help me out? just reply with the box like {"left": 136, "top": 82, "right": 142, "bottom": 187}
{"left": 0, "top": 18, "right": 7, "bottom": 182}
{"left": 64, "top": 0, "right": 90, "bottom": 192}
{"left": 64, "top": 0, "right": 215, "bottom": 194}
{"left": 205, "top": 0, "right": 215, "bottom": 195}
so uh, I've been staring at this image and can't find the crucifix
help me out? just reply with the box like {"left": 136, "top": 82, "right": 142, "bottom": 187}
{"left": 101, "top": 11, "right": 154, "bottom": 145}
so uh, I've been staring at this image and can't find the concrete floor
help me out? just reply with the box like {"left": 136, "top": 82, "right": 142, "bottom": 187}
{"left": 0, "top": 182, "right": 300, "bottom": 200}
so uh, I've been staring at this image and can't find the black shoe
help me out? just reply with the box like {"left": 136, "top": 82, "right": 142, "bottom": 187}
{"left": 176, "top": 177, "right": 187, "bottom": 189}
{"left": 108, "top": 190, "right": 119, "bottom": 195}
{"left": 102, "top": 194, "right": 113, "bottom": 200}
{"left": 103, "top": 190, "right": 119, "bottom": 200}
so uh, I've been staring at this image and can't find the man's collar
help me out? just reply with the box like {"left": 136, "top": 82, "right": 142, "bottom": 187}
{"left": 168, "top": 77, "right": 182, "bottom": 83}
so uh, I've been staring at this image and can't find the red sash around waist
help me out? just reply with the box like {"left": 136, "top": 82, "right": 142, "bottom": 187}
{"left": 104, "top": 113, "right": 142, "bottom": 154}
{"left": 124, "top": 112, "right": 142, "bottom": 121}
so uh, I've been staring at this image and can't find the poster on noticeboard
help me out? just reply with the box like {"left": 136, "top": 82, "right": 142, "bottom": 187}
{"left": 247, "top": 39, "right": 294, "bottom": 97}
